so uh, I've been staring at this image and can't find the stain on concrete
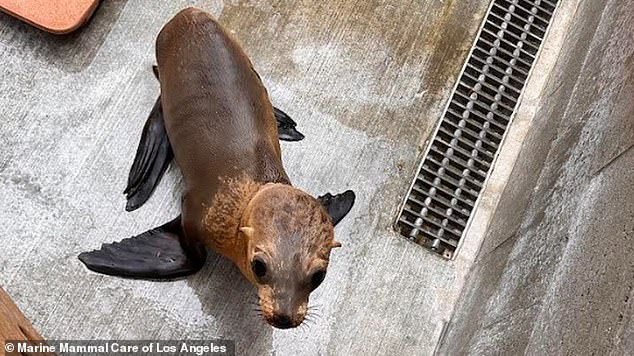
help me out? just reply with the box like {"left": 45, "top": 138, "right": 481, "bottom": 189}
{"left": 216, "top": 0, "right": 488, "bottom": 143}
{"left": 187, "top": 255, "right": 274, "bottom": 356}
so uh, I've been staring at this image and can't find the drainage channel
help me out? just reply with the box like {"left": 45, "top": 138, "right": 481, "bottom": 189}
{"left": 396, "top": 0, "right": 559, "bottom": 259}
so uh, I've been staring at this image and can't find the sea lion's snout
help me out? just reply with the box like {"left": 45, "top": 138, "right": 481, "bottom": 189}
{"left": 270, "top": 314, "right": 294, "bottom": 329}
{"left": 257, "top": 287, "right": 308, "bottom": 329}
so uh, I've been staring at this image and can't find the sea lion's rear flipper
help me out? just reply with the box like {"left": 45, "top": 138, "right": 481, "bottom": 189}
{"left": 78, "top": 217, "right": 207, "bottom": 279}
{"left": 318, "top": 190, "right": 356, "bottom": 226}
{"left": 123, "top": 96, "right": 174, "bottom": 212}
{"left": 274, "top": 107, "right": 305, "bottom": 141}
{"left": 151, "top": 65, "right": 304, "bottom": 141}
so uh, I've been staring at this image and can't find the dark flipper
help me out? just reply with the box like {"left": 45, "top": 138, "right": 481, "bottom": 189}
{"left": 274, "top": 107, "right": 305, "bottom": 141}
{"left": 318, "top": 190, "right": 356, "bottom": 226}
{"left": 124, "top": 96, "right": 173, "bottom": 212}
{"left": 78, "top": 217, "right": 207, "bottom": 279}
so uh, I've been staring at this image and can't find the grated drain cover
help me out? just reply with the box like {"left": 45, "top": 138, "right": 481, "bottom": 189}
{"left": 397, "top": 0, "right": 559, "bottom": 259}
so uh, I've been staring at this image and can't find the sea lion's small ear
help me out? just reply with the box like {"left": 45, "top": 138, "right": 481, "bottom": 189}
{"left": 240, "top": 227, "right": 255, "bottom": 238}
{"left": 331, "top": 240, "right": 342, "bottom": 248}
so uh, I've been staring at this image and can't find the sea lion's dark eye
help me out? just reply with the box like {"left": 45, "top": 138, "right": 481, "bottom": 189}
{"left": 310, "top": 270, "right": 326, "bottom": 290}
{"left": 251, "top": 258, "right": 267, "bottom": 279}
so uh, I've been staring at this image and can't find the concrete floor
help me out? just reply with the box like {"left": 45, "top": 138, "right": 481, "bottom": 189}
{"left": 0, "top": 1, "right": 490, "bottom": 355}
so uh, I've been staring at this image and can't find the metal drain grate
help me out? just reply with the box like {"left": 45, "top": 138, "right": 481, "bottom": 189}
{"left": 397, "top": 0, "right": 559, "bottom": 259}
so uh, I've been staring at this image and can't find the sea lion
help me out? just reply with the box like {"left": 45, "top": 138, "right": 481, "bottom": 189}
{"left": 79, "top": 8, "right": 355, "bottom": 329}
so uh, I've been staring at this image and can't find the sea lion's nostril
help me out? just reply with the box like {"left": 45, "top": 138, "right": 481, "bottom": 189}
{"left": 272, "top": 314, "right": 293, "bottom": 329}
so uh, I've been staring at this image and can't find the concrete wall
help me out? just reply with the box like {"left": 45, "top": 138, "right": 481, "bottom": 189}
{"left": 439, "top": 0, "right": 634, "bottom": 354}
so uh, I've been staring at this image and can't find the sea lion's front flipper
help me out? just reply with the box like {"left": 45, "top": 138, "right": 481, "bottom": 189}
{"left": 78, "top": 217, "right": 207, "bottom": 279}
{"left": 318, "top": 190, "right": 356, "bottom": 226}
{"left": 123, "top": 96, "right": 174, "bottom": 212}
{"left": 274, "top": 107, "right": 305, "bottom": 141}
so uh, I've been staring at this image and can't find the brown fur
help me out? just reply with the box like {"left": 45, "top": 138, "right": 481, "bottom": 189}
{"left": 245, "top": 185, "right": 334, "bottom": 257}
{"left": 202, "top": 176, "right": 263, "bottom": 268}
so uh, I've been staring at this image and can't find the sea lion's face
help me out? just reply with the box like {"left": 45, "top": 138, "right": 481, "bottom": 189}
{"left": 241, "top": 186, "right": 339, "bottom": 329}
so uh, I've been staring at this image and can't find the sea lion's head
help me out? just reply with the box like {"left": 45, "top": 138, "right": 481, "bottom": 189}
{"left": 240, "top": 184, "right": 340, "bottom": 329}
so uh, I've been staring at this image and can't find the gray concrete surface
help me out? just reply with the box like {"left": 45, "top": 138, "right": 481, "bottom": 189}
{"left": 439, "top": 0, "right": 634, "bottom": 354}
{"left": 0, "top": 1, "right": 490, "bottom": 355}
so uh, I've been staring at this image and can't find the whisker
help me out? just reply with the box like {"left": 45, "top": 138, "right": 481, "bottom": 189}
{"left": 307, "top": 317, "right": 318, "bottom": 325}
{"left": 307, "top": 311, "right": 321, "bottom": 319}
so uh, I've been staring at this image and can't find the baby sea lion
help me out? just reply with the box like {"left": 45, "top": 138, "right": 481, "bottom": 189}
{"left": 79, "top": 8, "right": 355, "bottom": 329}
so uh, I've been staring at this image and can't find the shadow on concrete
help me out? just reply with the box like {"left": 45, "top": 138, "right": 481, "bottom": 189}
{"left": 187, "top": 252, "right": 273, "bottom": 355}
